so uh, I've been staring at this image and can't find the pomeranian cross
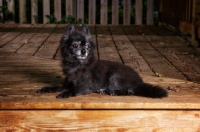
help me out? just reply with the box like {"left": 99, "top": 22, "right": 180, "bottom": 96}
{"left": 37, "top": 24, "right": 168, "bottom": 98}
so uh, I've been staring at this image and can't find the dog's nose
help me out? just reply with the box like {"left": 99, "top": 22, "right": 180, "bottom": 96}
{"left": 81, "top": 49, "right": 86, "bottom": 54}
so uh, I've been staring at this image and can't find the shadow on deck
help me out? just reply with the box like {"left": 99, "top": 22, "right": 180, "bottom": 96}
{"left": 0, "top": 24, "right": 200, "bottom": 131}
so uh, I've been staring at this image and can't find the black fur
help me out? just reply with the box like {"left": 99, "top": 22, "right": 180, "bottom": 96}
{"left": 37, "top": 24, "right": 168, "bottom": 98}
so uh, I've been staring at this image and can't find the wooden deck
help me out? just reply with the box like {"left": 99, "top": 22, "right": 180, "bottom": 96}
{"left": 0, "top": 24, "right": 200, "bottom": 131}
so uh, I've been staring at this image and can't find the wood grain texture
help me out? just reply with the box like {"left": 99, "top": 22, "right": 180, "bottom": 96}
{"left": 123, "top": 0, "right": 130, "bottom": 25}
{"left": 1, "top": 110, "right": 200, "bottom": 131}
{"left": 54, "top": 0, "right": 62, "bottom": 22}
{"left": 43, "top": 0, "right": 50, "bottom": 24}
{"left": 147, "top": 0, "right": 154, "bottom": 25}
{"left": 66, "top": 0, "right": 73, "bottom": 17}
{"left": 109, "top": 26, "right": 154, "bottom": 75}
{"left": 100, "top": 0, "right": 108, "bottom": 25}
{"left": 88, "top": 0, "right": 96, "bottom": 25}
{"left": 19, "top": 0, "right": 26, "bottom": 23}
{"left": 112, "top": 0, "right": 119, "bottom": 25}
{"left": 96, "top": 26, "right": 122, "bottom": 63}
{"left": 31, "top": 0, "right": 38, "bottom": 24}
{"left": 135, "top": 0, "right": 142, "bottom": 25}
{"left": 77, "top": 0, "right": 84, "bottom": 23}
{"left": 1, "top": 24, "right": 200, "bottom": 131}
{"left": 0, "top": 24, "right": 31, "bottom": 47}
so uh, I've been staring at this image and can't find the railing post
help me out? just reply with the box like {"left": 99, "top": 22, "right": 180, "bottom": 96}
{"left": 112, "top": 0, "right": 119, "bottom": 25}
{"left": 135, "top": 0, "right": 142, "bottom": 25}
{"left": 54, "top": 0, "right": 61, "bottom": 22}
{"left": 43, "top": 0, "right": 50, "bottom": 24}
{"left": 77, "top": 0, "right": 84, "bottom": 23}
{"left": 7, "top": 0, "right": 15, "bottom": 22}
{"left": 123, "top": 0, "right": 130, "bottom": 25}
{"left": 100, "top": 0, "right": 107, "bottom": 25}
{"left": 19, "top": 0, "right": 26, "bottom": 23}
{"left": 147, "top": 0, "right": 154, "bottom": 25}
{"left": 31, "top": 0, "right": 38, "bottom": 24}
{"left": 89, "top": 0, "right": 96, "bottom": 25}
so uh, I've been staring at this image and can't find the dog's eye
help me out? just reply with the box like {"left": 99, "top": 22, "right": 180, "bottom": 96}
{"left": 73, "top": 43, "right": 78, "bottom": 48}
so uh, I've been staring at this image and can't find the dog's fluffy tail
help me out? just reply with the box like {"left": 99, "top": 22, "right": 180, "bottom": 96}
{"left": 134, "top": 83, "right": 168, "bottom": 98}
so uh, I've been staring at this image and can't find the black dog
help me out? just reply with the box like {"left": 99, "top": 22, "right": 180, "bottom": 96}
{"left": 37, "top": 24, "right": 168, "bottom": 98}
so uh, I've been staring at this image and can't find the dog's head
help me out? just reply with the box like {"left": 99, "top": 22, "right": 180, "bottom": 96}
{"left": 60, "top": 24, "right": 95, "bottom": 64}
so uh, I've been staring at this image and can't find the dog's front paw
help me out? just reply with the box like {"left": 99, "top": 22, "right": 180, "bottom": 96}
{"left": 36, "top": 87, "right": 51, "bottom": 94}
{"left": 56, "top": 91, "right": 71, "bottom": 98}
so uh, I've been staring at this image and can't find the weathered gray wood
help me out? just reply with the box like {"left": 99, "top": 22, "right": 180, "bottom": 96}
{"left": 17, "top": 24, "right": 57, "bottom": 55}
{"left": 43, "top": 0, "right": 50, "bottom": 24}
{"left": 115, "top": 26, "right": 154, "bottom": 75}
{"left": 77, "top": 0, "right": 84, "bottom": 23}
{"left": 112, "top": 0, "right": 119, "bottom": 25}
{"left": 54, "top": 0, "right": 62, "bottom": 22}
{"left": 100, "top": 0, "right": 108, "bottom": 25}
{"left": 135, "top": 0, "right": 142, "bottom": 25}
{"left": 88, "top": 0, "right": 96, "bottom": 25}
{"left": 0, "top": 24, "right": 44, "bottom": 53}
{"left": 123, "top": 0, "right": 130, "bottom": 25}
{"left": 125, "top": 26, "right": 186, "bottom": 80}
{"left": 0, "top": 24, "right": 31, "bottom": 47}
{"left": 31, "top": 0, "right": 38, "bottom": 24}
{"left": 35, "top": 25, "right": 65, "bottom": 58}
{"left": 19, "top": 0, "right": 26, "bottom": 23}
{"left": 147, "top": 0, "right": 154, "bottom": 25}
{"left": 96, "top": 26, "right": 122, "bottom": 62}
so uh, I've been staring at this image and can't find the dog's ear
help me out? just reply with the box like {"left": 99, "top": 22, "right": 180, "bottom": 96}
{"left": 61, "top": 24, "right": 75, "bottom": 42}
{"left": 66, "top": 24, "right": 75, "bottom": 35}
{"left": 81, "top": 24, "right": 90, "bottom": 35}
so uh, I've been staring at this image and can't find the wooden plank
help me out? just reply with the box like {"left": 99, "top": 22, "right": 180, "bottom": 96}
{"left": 125, "top": 26, "right": 186, "bottom": 80}
{"left": 96, "top": 26, "right": 122, "bottom": 63}
{"left": 31, "top": 0, "right": 38, "bottom": 24}
{"left": 135, "top": 0, "right": 143, "bottom": 25}
{"left": 36, "top": 24, "right": 65, "bottom": 59}
{"left": 54, "top": 0, "right": 62, "bottom": 22}
{"left": 0, "top": 23, "right": 18, "bottom": 36}
{"left": 0, "top": 53, "right": 200, "bottom": 110}
{"left": 109, "top": 25, "right": 154, "bottom": 75}
{"left": 123, "top": 0, "right": 130, "bottom": 25}
{"left": 0, "top": 24, "right": 44, "bottom": 53}
{"left": 112, "top": 0, "right": 119, "bottom": 25}
{"left": 0, "top": 24, "right": 31, "bottom": 47}
{"left": 147, "top": 0, "right": 154, "bottom": 25}
{"left": 66, "top": 0, "right": 73, "bottom": 16}
{"left": 17, "top": 24, "right": 57, "bottom": 55}
{"left": 1, "top": 110, "right": 200, "bottom": 131}
{"left": 147, "top": 26, "right": 200, "bottom": 82}
{"left": 88, "top": 0, "right": 96, "bottom": 25}
{"left": 43, "top": 0, "right": 50, "bottom": 24}
{"left": 19, "top": 0, "right": 26, "bottom": 23}
{"left": 100, "top": 0, "right": 108, "bottom": 25}
{"left": 7, "top": 0, "right": 15, "bottom": 22}
{"left": 77, "top": 0, "right": 84, "bottom": 23}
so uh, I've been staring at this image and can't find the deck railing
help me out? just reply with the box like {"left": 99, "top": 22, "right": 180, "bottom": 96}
{"left": 159, "top": 0, "right": 193, "bottom": 34}
{"left": 0, "top": 0, "right": 155, "bottom": 25}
